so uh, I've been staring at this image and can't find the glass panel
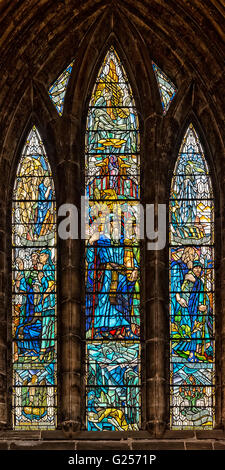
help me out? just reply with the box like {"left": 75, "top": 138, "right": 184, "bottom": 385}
{"left": 48, "top": 61, "right": 74, "bottom": 116}
{"left": 12, "top": 126, "right": 57, "bottom": 429}
{"left": 169, "top": 123, "right": 215, "bottom": 429}
{"left": 152, "top": 61, "right": 177, "bottom": 114}
{"left": 85, "top": 47, "right": 141, "bottom": 430}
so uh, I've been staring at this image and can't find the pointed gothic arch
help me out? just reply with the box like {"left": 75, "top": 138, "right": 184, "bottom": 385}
{"left": 169, "top": 122, "right": 215, "bottom": 429}
{"left": 12, "top": 125, "right": 57, "bottom": 429}
{"left": 84, "top": 46, "right": 141, "bottom": 431}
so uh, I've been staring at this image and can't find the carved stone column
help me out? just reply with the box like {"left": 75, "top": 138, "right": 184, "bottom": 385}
{"left": 0, "top": 185, "right": 7, "bottom": 427}
{"left": 144, "top": 115, "right": 167, "bottom": 435}
{"left": 57, "top": 158, "right": 82, "bottom": 432}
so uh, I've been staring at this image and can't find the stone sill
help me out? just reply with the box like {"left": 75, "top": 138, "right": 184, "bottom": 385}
{"left": 0, "top": 439, "right": 225, "bottom": 450}
{"left": 0, "top": 429, "right": 225, "bottom": 441}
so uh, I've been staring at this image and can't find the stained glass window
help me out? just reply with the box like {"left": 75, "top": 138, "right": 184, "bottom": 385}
{"left": 85, "top": 46, "right": 141, "bottom": 431}
{"left": 152, "top": 62, "right": 177, "bottom": 114}
{"left": 12, "top": 126, "right": 57, "bottom": 429}
{"left": 169, "top": 123, "right": 215, "bottom": 429}
{"left": 48, "top": 61, "right": 74, "bottom": 116}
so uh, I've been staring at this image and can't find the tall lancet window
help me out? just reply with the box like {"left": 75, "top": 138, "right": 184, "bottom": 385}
{"left": 12, "top": 126, "right": 57, "bottom": 429}
{"left": 169, "top": 123, "right": 215, "bottom": 429}
{"left": 85, "top": 47, "right": 141, "bottom": 431}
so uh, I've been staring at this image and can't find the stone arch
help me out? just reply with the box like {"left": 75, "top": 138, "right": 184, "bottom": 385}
{"left": 169, "top": 119, "right": 216, "bottom": 429}
{"left": 11, "top": 124, "right": 58, "bottom": 429}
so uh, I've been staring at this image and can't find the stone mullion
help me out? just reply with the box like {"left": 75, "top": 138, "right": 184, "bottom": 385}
{"left": 219, "top": 204, "right": 225, "bottom": 428}
{"left": 144, "top": 116, "right": 168, "bottom": 435}
{"left": 57, "top": 158, "right": 82, "bottom": 432}
{"left": 0, "top": 193, "right": 7, "bottom": 427}
{"left": 0, "top": 313, "right": 7, "bottom": 427}
{"left": 157, "top": 143, "right": 170, "bottom": 435}
{"left": 144, "top": 116, "right": 156, "bottom": 434}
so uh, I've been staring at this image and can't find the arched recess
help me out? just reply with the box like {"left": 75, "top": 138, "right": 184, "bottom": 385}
{"left": 12, "top": 125, "right": 57, "bottom": 429}
{"left": 69, "top": 11, "right": 153, "bottom": 120}
{"left": 169, "top": 121, "right": 215, "bottom": 429}
{"left": 84, "top": 45, "right": 142, "bottom": 431}
{"left": 66, "top": 12, "right": 154, "bottom": 431}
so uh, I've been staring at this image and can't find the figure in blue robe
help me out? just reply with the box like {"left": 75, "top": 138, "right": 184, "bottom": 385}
{"left": 35, "top": 248, "right": 55, "bottom": 360}
{"left": 86, "top": 233, "right": 138, "bottom": 339}
{"left": 15, "top": 261, "right": 42, "bottom": 357}
{"left": 172, "top": 257, "right": 213, "bottom": 361}
{"left": 34, "top": 178, "right": 53, "bottom": 237}
{"left": 187, "top": 261, "right": 213, "bottom": 359}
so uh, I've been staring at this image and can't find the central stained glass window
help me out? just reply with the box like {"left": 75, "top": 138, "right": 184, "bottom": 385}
{"left": 85, "top": 47, "right": 141, "bottom": 431}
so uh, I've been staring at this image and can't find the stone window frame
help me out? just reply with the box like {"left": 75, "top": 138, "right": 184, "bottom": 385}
{"left": 166, "top": 113, "right": 221, "bottom": 434}
{"left": 0, "top": 14, "right": 224, "bottom": 444}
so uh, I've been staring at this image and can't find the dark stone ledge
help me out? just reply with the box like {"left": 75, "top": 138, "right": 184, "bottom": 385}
{"left": 2, "top": 429, "right": 225, "bottom": 441}
{"left": 0, "top": 431, "right": 41, "bottom": 440}
{"left": 131, "top": 440, "right": 185, "bottom": 450}
{"left": 185, "top": 441, "right": 213, "bottom": 450}
{"left": 195, "top": 430, "right": 225, "bottom": 440}
{"left": 214, "top": 442, "right": 225, "bottom": 450}
{"left": 40, "top": 430, "right": 154, "bottom": 440}
{"left": 0, "top": 439, "right": 225, "bottom": 450}
{"left": 161, "top": 430, "right": 196, "bottom": 439}
{"left": 9, "top": 441, "right": 75, "bottom": 450}
{"left": 0, "top": 442, "right": 8, "bottom": 449}
{"left": 76, "top": 441, "right": 130, "bottom": 450}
